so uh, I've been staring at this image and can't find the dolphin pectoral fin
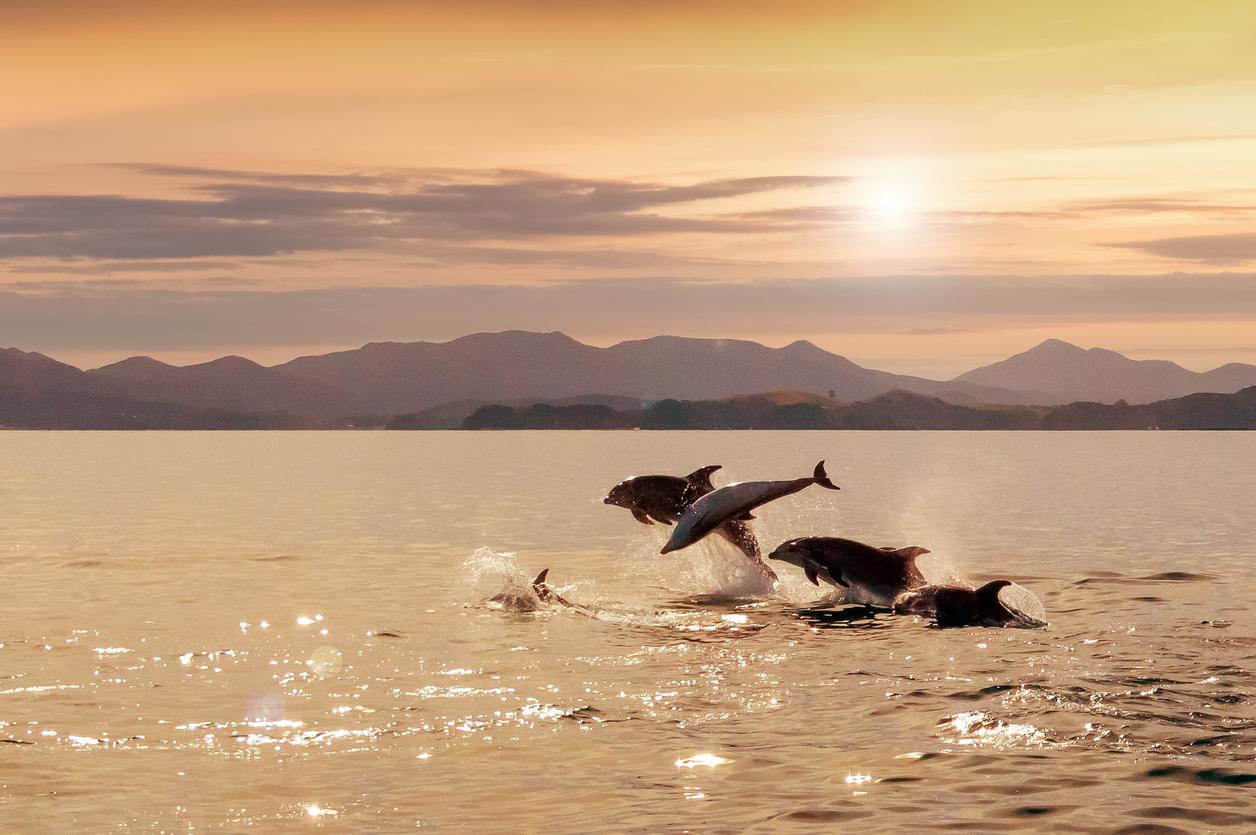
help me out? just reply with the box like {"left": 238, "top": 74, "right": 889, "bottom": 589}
{"left": 649, "top": 513, "right": 674, "bottom": 526}
{"left": 805, "top": 564, "right": 820, "bottom": 586}
{"left": 631, "top": 508, "right": 654, "bottom": 525}
{"left": 738, "top": 512, "right": 755, "bottom": 521}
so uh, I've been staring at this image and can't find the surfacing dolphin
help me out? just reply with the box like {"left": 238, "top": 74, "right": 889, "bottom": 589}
{"left": 768, "top": 536, "right": 929, "bottom": 607}
{"left": 480, "top": 568, "right": 581, "bottom": 613}
{"left": 893, "top": 580, "right": 1042, "bottom": 628}
{"left": 661, "top": 460, "right": 839, "bottom": 556}
{"left": 605, "top": 465, "right": 768, "bottom": 575}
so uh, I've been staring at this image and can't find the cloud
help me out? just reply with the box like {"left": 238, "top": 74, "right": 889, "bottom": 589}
{"left": 1070, "top": 197, "right": 1256, "bottom": 218}
{"left": 0, "top": 167, "right": 844, "bottom": 261}
{"left": 4, "top": 273, "right": 1255, "bottom": 355}
{"left": 7, "top": 259, "right": 241, "bottom": 274}
{"left": 1105, "top": 233, "right": 1256, "bottom": 264}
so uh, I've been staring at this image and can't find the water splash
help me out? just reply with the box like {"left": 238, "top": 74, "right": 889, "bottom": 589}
{"left": 461, "top": 547, "right": 545, "bottom": 613}
{"left": 998, "top": 583, "right": 1049, "bottom": 627}
{"left": 671, "top": 539, "right": 777, "bottom": 600}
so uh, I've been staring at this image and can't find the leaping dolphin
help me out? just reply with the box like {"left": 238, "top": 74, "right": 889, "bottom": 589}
{"left": 768, "top": 536, "right": 929, "bottom": 607}
{"left": 605, "top": 465, "right": 769, "bottom": 576}
{"left": 661, "top": 460, "right": 839, "bottom": 556}
{"left": 604, "top": 465, "right": 724, "bottom": 527}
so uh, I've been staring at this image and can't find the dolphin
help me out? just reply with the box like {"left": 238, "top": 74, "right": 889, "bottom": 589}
{"left": 480, "top": 568, "right": 580, "bottom": 613}
{"left": 892, "top": 580, "right": 1026, "bottom": 627}
{"left": 604, "top": 465, "right": 724, "bottom": 526}
{"left": 661, "top": 461, "right": 840, "bottom": 556}
{"left": 605, "top": 465, "right": 769, "bottom": 576}
{"left": 767, "top": 536, "right": 929, "bottom": 607}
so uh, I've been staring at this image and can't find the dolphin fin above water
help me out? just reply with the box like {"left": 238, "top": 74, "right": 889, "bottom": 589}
{"left": 883, "top": 546, "right": 931, "bottom": 560}
{"left": 631, "top": 508, "right": 654, "bottom": 525}
{"left": 680, "top": 464, "right": 722, "bottom": 505}
{"left": 683, "top": 464, "right": 722, "bottom": 486}
{"left": 804, "top": 564, "right": 820, "bottom": 586}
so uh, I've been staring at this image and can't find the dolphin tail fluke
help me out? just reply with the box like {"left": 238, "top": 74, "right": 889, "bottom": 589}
{"left": 812, "top": 460, "right": 840, "bottom": 490}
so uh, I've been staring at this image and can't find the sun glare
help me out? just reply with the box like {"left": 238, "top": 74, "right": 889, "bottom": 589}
{"left": 866, "top": 181, "right": 917, "bottom": 226}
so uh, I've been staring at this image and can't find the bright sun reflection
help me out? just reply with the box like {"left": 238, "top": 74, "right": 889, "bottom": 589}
{"left": 675, "top": 753, "right": 734, "bottom": 768}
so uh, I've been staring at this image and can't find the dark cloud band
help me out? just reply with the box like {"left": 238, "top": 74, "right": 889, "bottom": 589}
{"left": 0, "top": 167, "right": 845, "bottom": 260}
{"left": 3, "top": 273, "right": 1254, "bottom": 355}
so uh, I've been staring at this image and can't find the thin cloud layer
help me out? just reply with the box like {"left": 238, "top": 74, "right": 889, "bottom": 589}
{"left": 1107, "top": 233, "right": 1256, "bottom": 264}
{"left": 0, "top": 168, "right": 844, "bottom": 261}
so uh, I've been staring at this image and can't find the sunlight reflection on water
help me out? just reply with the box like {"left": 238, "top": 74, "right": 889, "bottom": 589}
{"left": 1, "top": 431, "right": 1254, "bottom": 830}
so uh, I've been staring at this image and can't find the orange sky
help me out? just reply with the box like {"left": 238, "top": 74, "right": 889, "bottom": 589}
{"left": 2, "top": 0, "right": 1255, "bottom": 376}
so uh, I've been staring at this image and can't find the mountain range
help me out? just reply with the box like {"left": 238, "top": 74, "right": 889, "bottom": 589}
{"left": 3, "top": 332, "right": 1256, "bottom": 428}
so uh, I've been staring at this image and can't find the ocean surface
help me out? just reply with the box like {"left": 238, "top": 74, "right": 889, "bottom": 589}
{"left": 1, "top": 431, "right": 1253, "bottom": 832}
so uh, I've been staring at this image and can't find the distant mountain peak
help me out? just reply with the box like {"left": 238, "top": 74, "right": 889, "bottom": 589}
{"left": 958, "top": 338, "right": 1256, "bottom": 404}
{"left": 1028, "top": 338, "right": 1085, "bottom": 354}
{"left": 105, "top": 355, "right": 172, "bottom": 369}
{"left": 196, "top": 355, "right": 265, "bottom": 371}
{"left": 456, "top": 329, "right": 580, "bottom": 343}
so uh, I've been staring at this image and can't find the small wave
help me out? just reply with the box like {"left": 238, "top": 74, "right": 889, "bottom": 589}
{"left": 1144, "top": 765, "right": 1256, "bottom": 786}
{"left": 1138, "top": 572, "right": 1217, "bottom": 582}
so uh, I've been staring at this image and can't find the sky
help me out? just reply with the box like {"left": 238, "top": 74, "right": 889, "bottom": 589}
{"left": 2, "top": 0, "right": 1256, "bottom": 378}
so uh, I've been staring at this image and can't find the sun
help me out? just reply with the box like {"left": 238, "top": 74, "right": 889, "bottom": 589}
{"left": 867, "top": 181, "right": 917, "bottom": 226}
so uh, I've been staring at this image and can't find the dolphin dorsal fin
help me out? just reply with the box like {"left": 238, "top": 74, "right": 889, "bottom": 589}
{"left": 683, "top": 464, "right": 722, "bottom": 487}
{"left": 680, "top": 465, "right": 721, "bottom": 506}
{"left": 532, "top": 568, "right": 549, "bottom": 585}
{"left": 888, "top": 546, "right": 930, "bottom": 564}
{"left": 978, "top": 579, "right": 1012, "bottom": 600}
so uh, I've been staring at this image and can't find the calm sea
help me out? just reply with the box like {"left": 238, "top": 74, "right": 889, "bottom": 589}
{"left": 1, "top": 431, "right": 1253, "bottom": 831}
